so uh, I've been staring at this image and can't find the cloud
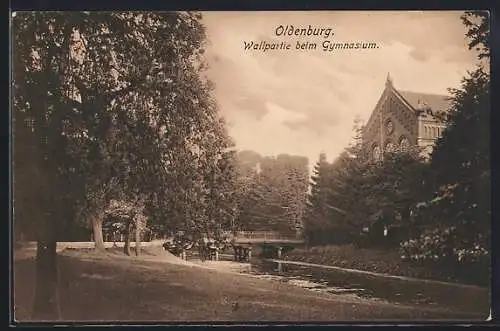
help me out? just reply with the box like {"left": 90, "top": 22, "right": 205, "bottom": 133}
{"left": 409, "top": 48, "right": 429, "bottom": 62}
{"left": 263, "top": 102, "right": 307, "bottom": 124}
{"left": 234, "top": 96, "right": 269, "bottom": 120}
{"left": 263, "top": 102, "right": 332, "bottom": 135}
{"left": 283, "top": 118, "right": 328, "bottom": 135}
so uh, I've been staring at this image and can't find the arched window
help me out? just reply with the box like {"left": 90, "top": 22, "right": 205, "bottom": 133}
{"left": 399, "top": 136, "right": 410, "bottom": 152}
{"left": 385, "top": 119, "right": 394, "bottom": 135}
{"left": 373, "top": 145, "right": 381, "bottom": 161}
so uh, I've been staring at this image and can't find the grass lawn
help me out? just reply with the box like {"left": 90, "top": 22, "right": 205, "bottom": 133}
{"left": 13, "top": 248, "right": 487, "bottom": 323}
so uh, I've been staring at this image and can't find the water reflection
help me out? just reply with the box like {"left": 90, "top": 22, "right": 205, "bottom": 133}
{"left": 185, "top": 253, "right": 488, "bottom": 314}
{"left": 247, "top": 260, "right": 381, "bottom": 301}
{"left": 247, "top": 259, "right": 488, "bottom": 314}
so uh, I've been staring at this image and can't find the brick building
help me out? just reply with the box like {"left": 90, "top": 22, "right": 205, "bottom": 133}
{"left": 362, "top": 74, "right": 452, "bottom": 160}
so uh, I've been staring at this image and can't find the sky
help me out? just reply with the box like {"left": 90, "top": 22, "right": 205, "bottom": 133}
{"left": 201, "top": 11, "right": 480, "bottom": 166}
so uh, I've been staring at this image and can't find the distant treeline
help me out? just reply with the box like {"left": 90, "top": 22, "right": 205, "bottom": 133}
{"left": 234, "top": 150, "right": 309, "bottom": 236}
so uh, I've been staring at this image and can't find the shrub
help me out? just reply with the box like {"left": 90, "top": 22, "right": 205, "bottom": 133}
{"left": 399, "top": 226, "right": 490, "bottom": 285}
{"left": 400, "top": 226, "right": 488, "bottom": 263}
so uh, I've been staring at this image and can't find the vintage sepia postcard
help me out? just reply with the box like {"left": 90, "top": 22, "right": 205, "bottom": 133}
{"left": 11, "top": 10, "right": 491, "bottom": 324}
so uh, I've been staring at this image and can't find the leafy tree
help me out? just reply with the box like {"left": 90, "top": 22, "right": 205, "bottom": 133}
{"left": 234, "top": 152, "right": 264, "bottom": 231}
{"left": 461, "top": 11, "right": 490, "bottom": 60}
{"left": 12, "top": 111, "right": 46, "bottom": 242}
{"left": 69, "top": 12, "right": 211, "bottom": 251}
{"left": 234, "top": 151, "right": 309, "bottom": 235}
{"left": 433, "top": 10, "right": 489, "bottom": 249}
{"left": 425, "top": 69, "right": 490, "bottom": 258}
{"left": 303, "top": 153, "right": 333, "bottom": 243}
{"left": 362, "top": 150, "right": 428, "bottom": 244}
{"left": 329, "top": 118, "right": 371, "bottom": 231}
{"left": 105, "top": 198, "right": 147, "bottom": 255}
{"left": 12, "top": 11, "right": 232, "bottom": 319}
{"left": 399, "top": 11, "right": 490, "bottom": 284}
{"left": 310, "top": 117, "right": 428, "bottom": 246}
{"left": 310, "top": 117, "right": 374, "bottom": 244}
{"left": 12, "top": 13, "right": 89, "bottom": 319}
{"left": 279, "top": 155, "right": 309, "bottom": 236}
{"left": 207, "top": 144, "right": 239, "bottom": 236}
{"left": 150, "top": 115, "right": 237, "bottom": 244}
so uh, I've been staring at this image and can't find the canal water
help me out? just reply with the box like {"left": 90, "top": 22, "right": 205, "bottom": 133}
{"left": 242, "top": 259, "right": 489, "bottom": 314}
{"left": 246, "top": 259, "right": 386, "bottom": 301}
{"left": 183, "top": 251, "right": 488, "bottom": 315}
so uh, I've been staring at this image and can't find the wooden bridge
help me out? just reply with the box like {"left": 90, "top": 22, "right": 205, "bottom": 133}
{"left": 224, "top": 230, "right": 304, "bottom": 244}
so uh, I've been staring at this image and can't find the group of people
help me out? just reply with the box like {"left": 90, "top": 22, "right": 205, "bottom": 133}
{"left": 162, "top": 231, "right": 253, "bottom": 262}
{"left": 162, "top": 232, "right": 231, "bottom": 261}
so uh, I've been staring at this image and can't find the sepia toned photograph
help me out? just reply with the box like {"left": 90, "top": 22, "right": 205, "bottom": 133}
{"left": 11, "top": 10, "right": 491, "bottom": 323}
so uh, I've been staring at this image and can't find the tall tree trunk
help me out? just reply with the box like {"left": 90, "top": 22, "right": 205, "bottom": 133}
{"left": 32, "top": 219, "right": 59, "bottom": 321}
{"left": 135, "top": 219, "right": 142, "bottom": 256}
{"left": 92, "top": 215, "right": 105, "bottom": 253}
{"left": 123, "top": 221, "right": 131, "bottom": 256}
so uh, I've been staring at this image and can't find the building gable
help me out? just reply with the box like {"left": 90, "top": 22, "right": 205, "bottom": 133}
{"left": 362, "top": 74, "right": 450, "bottom": 160}
{"left": 386, "top": 88, "right": 419, "bottom": 140}
{"left": 363, "top": 75, "right": 418, "bottom": 149}
{"left": 362, "top": 88, "right": 388, "bottom": 143}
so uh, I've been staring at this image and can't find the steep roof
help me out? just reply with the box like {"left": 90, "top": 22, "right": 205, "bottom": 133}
{"left": 396, "top": 90, "right": 452, "bottom": 113}
{"left": 364, "top": 75, "right": 453, "bottom": 134}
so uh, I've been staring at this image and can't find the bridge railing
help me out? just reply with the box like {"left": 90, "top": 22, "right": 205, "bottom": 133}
{"left": 222, "top": 230, "right": 299, "bottom": 241}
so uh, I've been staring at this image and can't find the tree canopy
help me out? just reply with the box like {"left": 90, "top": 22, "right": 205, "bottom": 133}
{"left": 12, "top": 12, "right": 239, "bottom": 318}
